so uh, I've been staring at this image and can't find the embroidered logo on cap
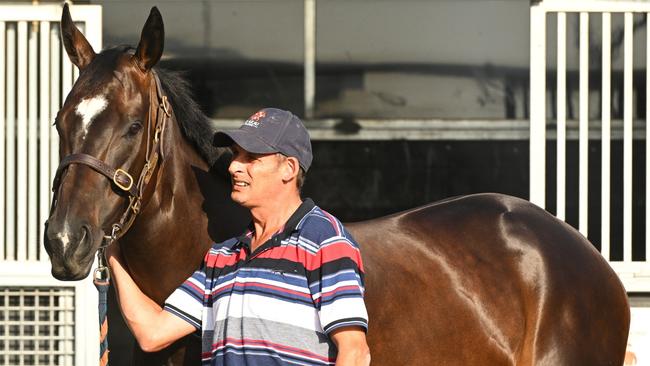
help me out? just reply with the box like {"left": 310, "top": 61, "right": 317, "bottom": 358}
{"left": 243, "top": 110, "right": 267, "bottom": 128}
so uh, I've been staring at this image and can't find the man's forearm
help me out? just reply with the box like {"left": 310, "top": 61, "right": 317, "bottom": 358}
{"left": 335, "top": 347, "right": 371, "bottom": 366}
{"left": 107, "top": 250, "right": 169, "bottom": 351}
{"left": 330, "top": 327, "right": 371, "bottom": 366}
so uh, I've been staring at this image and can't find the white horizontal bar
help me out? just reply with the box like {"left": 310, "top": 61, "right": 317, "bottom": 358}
{"left": 211, "top": 118, "right": 649, "bottom": 141}
{"left": 536, "top": 0, "right": 650, "bottom": 13}
{"left": 0, "top": 261, "right": 84, "bottom": 286}
{"left": 0, "top": 5, "right": 101, "bottom": 23}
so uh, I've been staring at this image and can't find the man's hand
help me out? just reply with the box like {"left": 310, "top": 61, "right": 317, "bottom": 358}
{"left": 106, "top": 242, "right": 195, "bottom": 352}
{"left": 105, "top": 241, "right": 122, "bottom": 267}
{"left": 330, "top": 326, "right": 371, "bottom": 366}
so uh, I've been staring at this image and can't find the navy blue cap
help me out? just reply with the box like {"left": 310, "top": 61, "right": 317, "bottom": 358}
{"left": 213, "top": 108, "right": 313, "bottom": 172}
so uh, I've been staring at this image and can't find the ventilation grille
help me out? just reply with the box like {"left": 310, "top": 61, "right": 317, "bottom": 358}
{"left": 0, "top": 287, "right": 75, "bottom": 366}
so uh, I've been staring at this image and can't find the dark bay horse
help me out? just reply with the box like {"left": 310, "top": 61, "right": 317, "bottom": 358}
{"left": 44, "top": 5, "right": 630, "bottom": 365}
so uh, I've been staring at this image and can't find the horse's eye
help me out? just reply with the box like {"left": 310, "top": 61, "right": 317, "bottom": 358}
{"left": 128, "top": 121, "right": 143, "bottom": 136}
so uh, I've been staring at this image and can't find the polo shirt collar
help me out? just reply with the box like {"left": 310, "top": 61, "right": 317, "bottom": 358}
{"left": 235, "top": 198, "right": 316, "bottom": 251}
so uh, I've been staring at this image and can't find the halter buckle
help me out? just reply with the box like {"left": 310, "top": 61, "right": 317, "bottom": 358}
{"left": 113, "top": 169, "right": 134, "bottom": 192}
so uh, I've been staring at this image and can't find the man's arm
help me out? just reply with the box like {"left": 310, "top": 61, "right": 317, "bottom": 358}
{"left": 330, "top": 326, "right": 371, "bottom": 366}
{"left": 106, "top": 244, "right": 195, "bottom": 352}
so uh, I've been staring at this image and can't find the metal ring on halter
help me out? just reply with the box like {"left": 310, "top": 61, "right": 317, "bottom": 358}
{"left": 110, "top": 224, "right": 121, "bottom": 241}
{"left": 94, "top": 266, "right": 111, "bottom": 282}
{"left": 94, "top": 247, "right": 111, "bottom": 282}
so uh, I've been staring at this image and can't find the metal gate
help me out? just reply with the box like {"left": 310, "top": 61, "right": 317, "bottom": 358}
{"left": 530, "top": 0, "right": 650, "bottom": 291}
{"left": 0, "top": 4, "right": 102, "bottom": 365}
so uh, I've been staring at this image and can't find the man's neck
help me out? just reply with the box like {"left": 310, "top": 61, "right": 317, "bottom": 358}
{"left": 249, "top": 193, "right": 303, "bottom": 252}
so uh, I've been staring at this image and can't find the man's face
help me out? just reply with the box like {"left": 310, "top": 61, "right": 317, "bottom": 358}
{"left": 228, "top": 144, "right": 286, "bottom": 208}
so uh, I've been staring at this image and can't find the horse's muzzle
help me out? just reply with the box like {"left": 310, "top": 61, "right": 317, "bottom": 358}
{"left": 44, "top": 220, "right": 97, "bottom": 281}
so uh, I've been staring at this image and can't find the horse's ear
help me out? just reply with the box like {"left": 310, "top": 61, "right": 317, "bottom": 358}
{"left": 61, "top": 3, "right": 96, "bottom": 69}
{"left": 133, "top": 7, "right": 164, "bottom": 72}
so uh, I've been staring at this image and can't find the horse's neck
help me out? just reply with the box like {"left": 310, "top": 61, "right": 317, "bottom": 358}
{"left": 120, "top": 116, "right": 221, "bottom": 303}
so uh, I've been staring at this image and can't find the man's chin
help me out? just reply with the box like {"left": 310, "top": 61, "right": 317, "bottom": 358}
{"left": 231, "top": 192, "right": 247, "bottom": 206}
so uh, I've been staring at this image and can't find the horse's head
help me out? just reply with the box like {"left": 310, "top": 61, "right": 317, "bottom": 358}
{"left": 44, "top": 4, "right": 166, "bottom": 280}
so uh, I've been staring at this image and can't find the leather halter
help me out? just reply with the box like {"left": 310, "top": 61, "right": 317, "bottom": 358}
{"left": 51, "top": 70, "right": 171, "bottom": 244}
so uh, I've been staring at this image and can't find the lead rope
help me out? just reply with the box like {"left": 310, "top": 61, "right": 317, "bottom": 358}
{"left": 93, "top": 225, "right": 120, "bottom": 365}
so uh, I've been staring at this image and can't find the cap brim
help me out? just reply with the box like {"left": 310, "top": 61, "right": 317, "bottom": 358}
{"left": 213, "top": 130, "right": 278, "bottom": 154}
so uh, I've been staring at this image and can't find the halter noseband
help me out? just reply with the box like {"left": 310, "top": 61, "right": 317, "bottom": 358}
{"left": 51, "top": 70, "right": 171, "bottom": 246}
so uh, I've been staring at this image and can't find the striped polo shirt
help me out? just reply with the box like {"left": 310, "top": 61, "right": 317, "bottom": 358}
{"left": 164, "top": 198, "right": 368, "bottom": 365}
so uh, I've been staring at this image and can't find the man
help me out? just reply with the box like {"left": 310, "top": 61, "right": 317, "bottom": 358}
{"left": 107, "top": 108, "right": 370, "bottom": 365}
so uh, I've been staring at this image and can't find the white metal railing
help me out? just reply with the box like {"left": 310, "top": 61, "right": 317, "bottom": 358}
{"left": 529, "top": 0, "right": 650, "bottom": 292}
{"left": 0, "top": 4, "right": 102, "bottom": 365}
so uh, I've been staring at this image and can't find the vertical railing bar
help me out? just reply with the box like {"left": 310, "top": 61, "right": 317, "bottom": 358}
{"left": 601, "top": 12, "right": 611, "bottom": 259}
{"left": 579, "top": 12, "right": 589, "bottom": 237}
{"left": 28, "top": 21, "right": 38, "bottom": 261}
{"left": 61, "top": 37, "right": 73, "bottom": 107}
{"left": 304, "top": 0, "right": 316, "bottom": 119}
{"left": 623, "top": 12, "right": 633, "bottom": 262}
{"left": 50, "top": 25, "right": 60, "bottom": 201}
{"left": 557, "top": 12, "right": 567, "bottom": 221}
{"left": 0, "top": 21, "right": 6, "bottom": 260}
{"left": 17, "top": 20, "right": 28, "bottom": 262}
{"left": 647, "top": 12, "right": 650, "bottom": 265}
{"left": 16, "top": 21, "right": 28, "bottom": 261}
{"left": 6, "top": 21, "right": 16, "bottom": 262}
{"left": 529, "top": 4, "right": 547, "bottom": 208}
{"left": 73, "top": 23, "right": 82, "bottom": 82}
{"left": 39, "top": 20, "right": 51, "bottom": 261}
{"left": 65, "top": 291, "right": 74, "bottom": 365}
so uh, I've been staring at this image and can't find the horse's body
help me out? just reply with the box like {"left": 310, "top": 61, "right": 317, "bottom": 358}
{"left": 45, "top": 6, "right": 629, "bottom": 365}
{"left": 353, "top": 194, "right": 629, "bottom": 365}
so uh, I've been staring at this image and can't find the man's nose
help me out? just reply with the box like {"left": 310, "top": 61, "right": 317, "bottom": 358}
{"left": 228, "top": 158, "right": 242, "bottom": 175}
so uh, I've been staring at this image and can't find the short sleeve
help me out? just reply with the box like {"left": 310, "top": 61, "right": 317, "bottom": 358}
{"left": 306, "top": 221, "right": 368, "bottom": 335}
{"left": 163, "top": 262, "right": 207, "bottom": 331}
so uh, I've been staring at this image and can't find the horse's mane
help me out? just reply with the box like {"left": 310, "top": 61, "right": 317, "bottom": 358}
{"left": 87, "top": 45, "right": 227, "bottom": 169}
{"left": 154, "top": 67, "right": 225, "bottom": 168}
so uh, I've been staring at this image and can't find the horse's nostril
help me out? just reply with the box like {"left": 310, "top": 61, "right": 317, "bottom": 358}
{"left": 79, "top": 225, "right": 88, "bottom": 243}
{"left": 77, "top": 224, "right": 94, "bottom": 253}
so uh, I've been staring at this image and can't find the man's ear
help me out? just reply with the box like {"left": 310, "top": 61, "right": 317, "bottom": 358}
{"left": 282, "top": 156, "right": 300, "bottom": 183}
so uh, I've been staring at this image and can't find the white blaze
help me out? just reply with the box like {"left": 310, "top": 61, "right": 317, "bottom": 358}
{"left": 75, "top": 95, "right": 108, "bottom": 137}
